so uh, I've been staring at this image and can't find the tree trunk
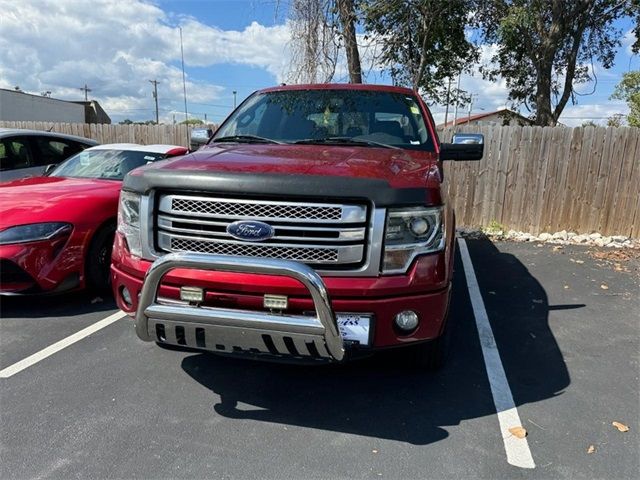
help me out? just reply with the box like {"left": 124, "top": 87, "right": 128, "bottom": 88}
{"left": 337, "top": 0, "right": 362, "bottom": 83}
{"left": 534, "top": 60, "right": 556, "bottom": 126}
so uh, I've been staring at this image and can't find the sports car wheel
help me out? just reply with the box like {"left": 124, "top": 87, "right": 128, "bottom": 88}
{"left": 86, "top": 223, "right": 116, "bottom": 291}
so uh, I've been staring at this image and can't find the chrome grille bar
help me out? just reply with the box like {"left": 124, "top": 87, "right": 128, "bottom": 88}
{"left": 160, "top": 195, "right": 367, "bottom": 223}
{"left": 155, "top": 194, "right": 369, "bottom": 268}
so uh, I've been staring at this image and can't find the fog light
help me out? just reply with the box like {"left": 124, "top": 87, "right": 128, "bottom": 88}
{"left": 264, "top": 294, "right": 288, "bottom": 310}
{"left": 120, "top": 286, "right": 132, "bottom": 307}
{"left": 180, "top": 286, "right": 204, "bottom": 303}
{"left": 395, "top": 310, "right": 419, "bottom": 332}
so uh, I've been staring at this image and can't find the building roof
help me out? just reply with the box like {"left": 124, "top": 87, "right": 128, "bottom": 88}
{"left": 439, "top": 108, "right": 533, "bottom": 128}
{"left": 0, "top": 128, "right": 97, "bottom": 144}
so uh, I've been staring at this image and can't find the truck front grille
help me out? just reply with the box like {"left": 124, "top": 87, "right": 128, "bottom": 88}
{"left": 155, "top": 194, "right": 369, "bottom": 268}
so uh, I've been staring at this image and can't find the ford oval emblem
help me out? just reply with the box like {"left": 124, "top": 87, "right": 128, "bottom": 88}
{"left": 226, "top": 220, "right": 275, "bottom": 242}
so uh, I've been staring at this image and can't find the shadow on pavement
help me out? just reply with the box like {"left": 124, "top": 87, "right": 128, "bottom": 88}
{"left": 176, "top": 236, "right": 574, "bottom": 445}
{"left": 0, "top": 288, "right": 116, "bottom": 319}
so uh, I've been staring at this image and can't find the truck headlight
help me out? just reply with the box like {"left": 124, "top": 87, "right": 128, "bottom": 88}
{"left": 382, "top": 206, "right": 444, "bottom": 274}
{"left": 0, "top": 222, "right": 72, "bottom": 245}
{"left": 117, "top": 191, "right": 142, "bottom": 256}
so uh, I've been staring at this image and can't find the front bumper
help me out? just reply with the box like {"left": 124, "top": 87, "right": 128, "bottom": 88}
{"left": 0, "top": 235, "right": 81, "bottom": 294}
{"left": 136, "top": 253, "right": 346, "bottom": 361}
{"left": 114, "top": 252, "right": 452, "bottom": 352}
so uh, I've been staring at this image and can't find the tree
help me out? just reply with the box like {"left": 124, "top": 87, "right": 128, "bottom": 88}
{"left": 285, "top": 0, "right": 363, "bottom": 84}
{"left": 606, "top": 114, "right": 624, "bottom": 127}
{"left": 361, "top": 0, "right": 477, "bottom": 103}
{"left": 581, "top": 120, "right": 598, "bottom": 127}
{"left": 475, "top": 0, "right": 632, "bottom": 126}
{"left": 180, "top": 118, "right": 204, "bottom": 125}
{"left": 118, "top": 119, "right": 157, "bottom": 125}
{"left": 337, "top": 0, "right": 362, "bottom": 83}
{"left": 610, "top": 71, "right": 640, "bottom": 127}
{"left": 630, "top": 0, "right": 640, "bottom": 53}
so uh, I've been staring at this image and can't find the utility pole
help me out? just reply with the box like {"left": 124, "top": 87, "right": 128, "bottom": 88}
{"left": 443, "top": 77, "right": 452, "bottom": 126}
{"left": 232, "top": 90, "right": 237, "bottom": 109}
{"left": 79, "top": 84, "right": 92, "bottom": 101}
{"left": 467, "top": 94, "right": 478, "bottom": 125}
{"left": 452, "top": 73, "right": 461, "bottom": 128}
{"left": 149, "top": 80, "right": 160, "bottom": 124}
{"left": 179, "top": 26, "right": 188, "bottom": 123}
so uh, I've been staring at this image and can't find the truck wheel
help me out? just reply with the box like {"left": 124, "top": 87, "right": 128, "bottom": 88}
{"left": 86, "top": 223, "right": 115, "bottom": 291}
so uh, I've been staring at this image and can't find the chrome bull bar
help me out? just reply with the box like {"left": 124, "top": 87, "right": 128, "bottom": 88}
{"left": 135, "top": 252, "right": 345, "bottom": 361}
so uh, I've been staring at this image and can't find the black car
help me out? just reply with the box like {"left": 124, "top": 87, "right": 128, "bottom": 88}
{"left": 0, "top": 128, "right": 98, "bottom": 182}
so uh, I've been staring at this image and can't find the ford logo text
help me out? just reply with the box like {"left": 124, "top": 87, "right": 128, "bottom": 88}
{"left": 226, "top": 220, "right": 275, "bottom": 242}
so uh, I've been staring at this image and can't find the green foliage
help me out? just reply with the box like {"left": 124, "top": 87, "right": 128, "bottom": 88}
{"left": 606, "top": 114, "right": 624, "bottom": 127}
{"left": 610, "top": 71, "right": 640, "bottom": 127}
{"left": 180, "top": 118, "right": 204, "bottom": 125}
{"left": 475, "top": 0, "right": 629, "bottom": 126}
{"left": 118, "top": 119, "right": 158, "bottom": 125}
{"left": 581, "top": 120, "right": 598, "bottom": 127}
{"left": 361, "top": 0, "right": 478, "bottom": 103}
{"left": 483, "top": 220, "right": 505, "bottom": 235}
{"left": 629, "top": 0, "right": 640, "bottom": 53}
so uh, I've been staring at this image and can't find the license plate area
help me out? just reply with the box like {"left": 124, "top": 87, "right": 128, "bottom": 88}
{"left": 305, "top": 311, "right": 373, "bottom": 346}
{"left": 337, "top": 313, "right": 373, "bottom": 346}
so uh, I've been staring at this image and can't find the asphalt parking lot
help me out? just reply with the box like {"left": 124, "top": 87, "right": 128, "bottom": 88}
{"left": 1, "top": 237, "right": 638, "bottom": 479}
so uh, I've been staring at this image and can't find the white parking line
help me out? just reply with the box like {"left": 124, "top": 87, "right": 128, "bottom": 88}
{"left": 458, "top": 237, "right": 536, "bottom": 469}
{"left": 0, "top": 310, "right": 126, "bottom": 379}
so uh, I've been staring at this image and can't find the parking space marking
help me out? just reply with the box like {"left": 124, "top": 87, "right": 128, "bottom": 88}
{"left": 0, "top": 310, "right": 126, "bottom": 379}
{"left": 458, "top": 238, "right": 536, "bottom": 469}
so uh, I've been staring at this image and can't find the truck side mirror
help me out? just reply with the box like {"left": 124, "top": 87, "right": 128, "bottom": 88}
{"left": 440, "top": 133, "right": 484, "bottom": 161}
{"left": 189, "top": 128, "right": 214, "bottom": 151}
{"left": 44, "top": 164, "right": 57, "bottom": 175}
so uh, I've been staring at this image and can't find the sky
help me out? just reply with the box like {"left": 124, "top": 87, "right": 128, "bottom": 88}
{"left": 0, "top": 0, "right": 638, "bottom": 127}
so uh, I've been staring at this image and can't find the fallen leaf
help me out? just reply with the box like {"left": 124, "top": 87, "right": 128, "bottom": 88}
{"left": 372, "top": 449, "right": 379, "bottom": 454}
{"left": 612, "top": 421, "right": 629, "bottom": 432}
{"left": 587, "top": 445, "right": 596, "bottom": 454}
{"left": 575, "top": 259, "right": 584, "bottom": 264}
{"left": 600, "top": 284, "right": 609, "bottom": 290}
{"left": 552, "top": 246, "right": 563, "bottom": 252}
{"left": 508, "top": 426, "right": 527, "bottom": 439}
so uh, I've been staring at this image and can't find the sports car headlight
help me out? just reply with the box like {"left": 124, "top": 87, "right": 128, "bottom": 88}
{"left": 117, "top": 191, "right": 142, "bottom": 256}
{"left": 382, "top": 206, "right": 444, "bottom": 274}
{"left": 0, "top": 222, "right": 72, "bottom": 245}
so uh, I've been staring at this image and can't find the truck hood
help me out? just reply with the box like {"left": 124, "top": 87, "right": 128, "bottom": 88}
{"left": 0, "top": 176, "right": 121, "bottom": 229}
{"left": 142, "top": 143, "right": 441, "bottom": 189}
{"left": 125, "top": 144, "right": 443, "bottom": 206}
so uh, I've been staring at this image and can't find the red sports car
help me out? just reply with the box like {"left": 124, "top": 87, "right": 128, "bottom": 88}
{"left": 0, "top": 143, "right": 187, "bottom": 294}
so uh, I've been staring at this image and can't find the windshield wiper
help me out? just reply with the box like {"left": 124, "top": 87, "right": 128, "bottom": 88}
{"left": 212, "top": 135, "right": 283, "bottom": 144}
{"left": 292, "top": 137, "right": 400, "bottom": 149}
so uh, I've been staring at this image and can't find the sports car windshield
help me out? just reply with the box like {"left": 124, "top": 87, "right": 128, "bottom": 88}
{"left": 49, "top": 150, "right": 166, "bottom": 180}
{"left": 214, "top": 89, "right": 435, "bottom": 151}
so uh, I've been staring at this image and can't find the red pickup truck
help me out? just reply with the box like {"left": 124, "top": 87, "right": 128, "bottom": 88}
{"left": 111, "top": 84, "right": 483, "bottom": 369}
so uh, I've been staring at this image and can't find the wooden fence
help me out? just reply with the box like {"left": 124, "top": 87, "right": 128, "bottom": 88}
{"left": 2, "top": 122, "right": 638, "bottom": 237}
{"left": 0, "top": 121, "right": 217, "bottom": 147}
{"left": 440, "top": 125, "right": 640, "bottom": 238}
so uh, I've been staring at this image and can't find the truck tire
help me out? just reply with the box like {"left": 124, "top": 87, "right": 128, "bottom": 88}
{"left": 86, "top": 223, "right": 116, "bottom": 291}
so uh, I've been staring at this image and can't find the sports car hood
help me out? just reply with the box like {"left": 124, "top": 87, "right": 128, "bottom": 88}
{"left": 0, "top": 176, "right": 122, "bottom": 229}
{"left": 125, "top": 144, "right": 443, "bottom": 206}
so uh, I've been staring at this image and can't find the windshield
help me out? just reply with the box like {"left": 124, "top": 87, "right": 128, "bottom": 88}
{"left": 214, "top": 89, "right": 434, "bottom": 150}
{"left": 49, "top": 149, "right": 167, "bottom": 180}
